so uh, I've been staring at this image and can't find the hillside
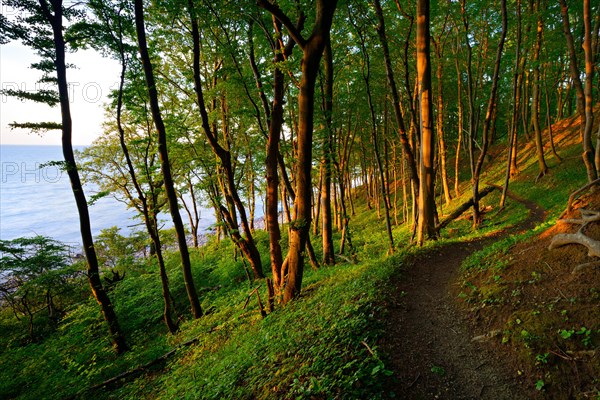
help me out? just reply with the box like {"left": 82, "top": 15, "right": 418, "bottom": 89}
{"left": 0, "top": 110, "right": 599, "bottom": 400}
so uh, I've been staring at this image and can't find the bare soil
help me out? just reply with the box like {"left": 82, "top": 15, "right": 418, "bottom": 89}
{"left": 380, "top": 192, "right": 545, "bottom": 399}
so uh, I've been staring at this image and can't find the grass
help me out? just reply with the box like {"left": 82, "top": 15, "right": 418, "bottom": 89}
{"left": 1, "top": 112, "right": 597, "bottom": 399}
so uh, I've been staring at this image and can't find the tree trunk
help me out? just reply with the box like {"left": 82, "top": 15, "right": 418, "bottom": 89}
{"left": 112, "top": 37, "right": 178, "bottom": 334}
{"left": 454, "top": 34, "right": 463, "bottom": 198}
{"left": 559, "top": 0, "right": 596, "bottom": 181}
{"left": 43, "top": 0, "right": 128, "bottom": 353}
{"left": 531, "top": 0, "right": 549, "bottom": 180}
{"left": 583, "top": 0, "right": 597, "bottom": 174}
{"left": 464, "top": 0, "right": 507, "bottom": 227}
{"left": 259, "top": 0, "right": 338, "bottom": 303}
{"left": 188, "top": 0, "right": 264, "bottom": 279}
{"left": 416, "top": 0, "right": 437, "bottom": 245}
{"left": 264, "top": 16, "right": 296, "bottom": 295}
{"left": 135, "top": 0, "right": 202, "bottom": 319}
{"left": 320, "top": 38, "right": 335, "bottom": 265}
{"left": 544, "top": 70, "right": 562, "bottom": 163}
{"left": 373, "top": 0, "right": 420, "bottom": 211}
{"left": 501, "top": 0, "right": 522, "bottom": 209}
{"left": 434, "top": 38, "right": 452, "bottom": 206}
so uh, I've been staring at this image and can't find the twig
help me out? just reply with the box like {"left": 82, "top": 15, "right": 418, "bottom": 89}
{"left": 407, "top": 372, "right": 420, "bottom": 388}
{"left": 549, "top": 348, "right": 573, "bottom": 361}
{"left": 361, "top": 340, "right": 375, "bottom": 357}
{"left": 242, "top": 286, "right": 261, "bottom": 310}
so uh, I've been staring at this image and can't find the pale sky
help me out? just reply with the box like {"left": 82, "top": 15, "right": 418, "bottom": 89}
{"left": 1, "top": 41, "right": 120, "bottom": 145}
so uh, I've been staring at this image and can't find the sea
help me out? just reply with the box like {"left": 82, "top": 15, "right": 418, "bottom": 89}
{"left": 0, "top": 145, "right": 218, "bottom": 247}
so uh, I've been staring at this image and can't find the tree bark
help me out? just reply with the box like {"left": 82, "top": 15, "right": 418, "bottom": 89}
{"left": 373, "top": 0, "right": 420, "bottom": 211}
{"left": 501, "top": 0, "right": 522, "bottom": 209}
{"left": 433, "top": 24, "right": 452, "bottom": 206}
{"left": 320, "top": 37, "right": 336, "bottom": 265}
{"left": 559, "top": 0, "right": 596, "bottom": 181}
{"left": 135, "top": 0, "right": 202, "bottom": 318}
{"left": 187, "top": 0, "right": 264, "bottom": 279}
{"left": 40, "top": 0, "right": 129, "bottom": 353}
{"left": 110, "top": 24, "right": 178, "bottom": 334}
{"left": 259, "top": 0, "right": 338, "bottom": 303}
{"left": 416, "top": 0, "right": 437, "bottom": 245}
{"left": 466, "top": 0, "right": 507, "bottom": 227}
{"left": 531, "top": 0, "right": 549, "bottom": 180}
{"left": 584, "top": 0, "right": 597, "bottom": 174}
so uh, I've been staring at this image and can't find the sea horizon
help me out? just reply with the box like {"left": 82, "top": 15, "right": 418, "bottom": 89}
{"left": 0, "top": 144, "right": 219, "bottom": 245}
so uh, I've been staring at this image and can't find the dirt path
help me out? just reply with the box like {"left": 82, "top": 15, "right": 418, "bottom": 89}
{"left": 381, "top": 192, "right": 545, "bottom": 399}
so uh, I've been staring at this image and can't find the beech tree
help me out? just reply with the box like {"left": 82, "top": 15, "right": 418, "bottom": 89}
{"left": 258, "top": 0, "right": 338, "bottom": 303}
{"left": 1, "top": 0, "right": 129, "bottom": 353}
{"left": 134, "top": 0, "right": 203, "bottom": 318}
{"left": 416, "top": 0, "right": 436, "bottom": 244}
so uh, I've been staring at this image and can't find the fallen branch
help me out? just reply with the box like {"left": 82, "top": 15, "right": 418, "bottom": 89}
{"left": 90, "top": 335, "right": 204, "bottom": 391}
{"left": 436, "top": 185, "right": 497, "bottom": 232}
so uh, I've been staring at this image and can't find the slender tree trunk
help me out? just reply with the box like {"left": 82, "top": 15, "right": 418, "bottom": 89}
{"left": 188, "top": 0, "right": 264, "bottom": 279}
{"left": 135, "top": 0, "right": 202, "bottom": 318}
{"left": 461, "top": 0, "right": 478, "bottom": 224}
{"left": 501, "top": 0, "right": 522, "bottom": 209}
{"left": 320, "top": 37, "right": 335, "bottom": 264}
{"left": 559, "top": 0, "right": 596, "bottom": 181}
{"left": 584, "top": 0, "right": 598, "bottom": 173}
{"left": 416, "top": 0, "right": 437, "bottom": 245}
{"left": 374, "top": 0, "right": 420, "bottom": 210}
{"left": 531, "top": 0, "right": 549, "bottom": 180}
{"left": 42, "top": 0, "right": 128, "bottom": 352}
{"left": 112, "top": 37, "right": 178, "bottom": 334}
{"left": 454, "top": 35, "right": 463, "bottom": 198}
{"left": 264, "top": 18, "right": 288, "bottom": 295}
{"left": 544, "top": 70, "right": 562, "bottom": 163}
{"left": 259, "top": 0, "right": 338, "bottom": 303}
{"left": 464, "top": 0, "right": 507, "bottom": 226}
{"left": 434, "top": 39, "right": 451, "bottom": 205}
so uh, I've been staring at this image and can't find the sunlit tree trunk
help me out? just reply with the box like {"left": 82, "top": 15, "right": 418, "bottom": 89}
{"left": 110, "top": 26, "right": 178, "bottom": 333}
{"left": 373, "top": 0, "right": 420, "bottom": 219}
{"left": 416, "top": 0, "right": 437, "bottom": 245}
{"left": 583, "top": 0, "right": 598, "bottom": 173}
{"left": 501, "top": 0, "right": 523, "bottom": 209}
{"left": 531, "top": 0, "right": 549, "bottom": 180}
{"left": 259, "top": 0, "right": 338, "bottom": 303}
{"left": 321, "top": 37, "right": 335, "bottom": 265}
{"left": 559, "top": 0, "right": 596, "bottom": 181}
{"left": 187, "top": 0, "right": 264, "bottom": 279}
{"left": 433, "top": 32, "right": 451, "bottom": 206}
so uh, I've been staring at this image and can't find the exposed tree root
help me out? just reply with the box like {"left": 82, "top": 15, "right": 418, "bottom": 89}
{"left": 563, "top": 178, "right": 600, "bottom": 214}
{"left": 549, "top": 209, "right": 600, "bottom": 269}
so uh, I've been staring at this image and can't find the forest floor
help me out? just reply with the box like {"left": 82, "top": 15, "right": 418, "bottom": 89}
{"left": 381, "top": 191, "right": 546, "bottom": 399}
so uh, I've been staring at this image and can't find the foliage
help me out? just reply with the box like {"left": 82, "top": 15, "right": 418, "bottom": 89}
{"left": 0, "top": 236, "right": 84, "bottom": 341}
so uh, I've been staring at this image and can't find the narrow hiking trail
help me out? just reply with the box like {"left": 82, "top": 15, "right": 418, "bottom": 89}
{"left": 381, "top": 192, "right": 546, "bottom": 399}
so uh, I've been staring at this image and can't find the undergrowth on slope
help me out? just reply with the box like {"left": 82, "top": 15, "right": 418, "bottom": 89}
{"left": 458, "top": 119, "right": 599, "bottom": 398}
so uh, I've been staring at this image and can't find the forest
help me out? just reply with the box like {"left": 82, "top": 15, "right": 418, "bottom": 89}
{"left": 0, "top": 0, "right": 599, "bottom": 398}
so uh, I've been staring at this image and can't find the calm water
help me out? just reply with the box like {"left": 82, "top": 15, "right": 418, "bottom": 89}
{"left": 0, "top": 145, "right": 217, "bottom": 245}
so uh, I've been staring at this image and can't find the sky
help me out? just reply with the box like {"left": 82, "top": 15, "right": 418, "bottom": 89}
{"left": 1, "top": 40, "right": 120, "bottom": 146}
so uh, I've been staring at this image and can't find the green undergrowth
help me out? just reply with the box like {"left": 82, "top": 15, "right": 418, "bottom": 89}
{"left": 0, "top": 202, "right": 411, "bottom": 400}
{"left": 2, "top": 121, "right": 596, "bottom": 399}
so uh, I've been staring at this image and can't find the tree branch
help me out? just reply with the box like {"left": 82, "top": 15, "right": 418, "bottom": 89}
{"left": 257, "top": 0, "right": 306, "bottom": 49}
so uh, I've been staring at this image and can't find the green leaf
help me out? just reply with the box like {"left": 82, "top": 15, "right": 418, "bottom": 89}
{"left": 535, "top": 380, "right": 545, "bottom": 391}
